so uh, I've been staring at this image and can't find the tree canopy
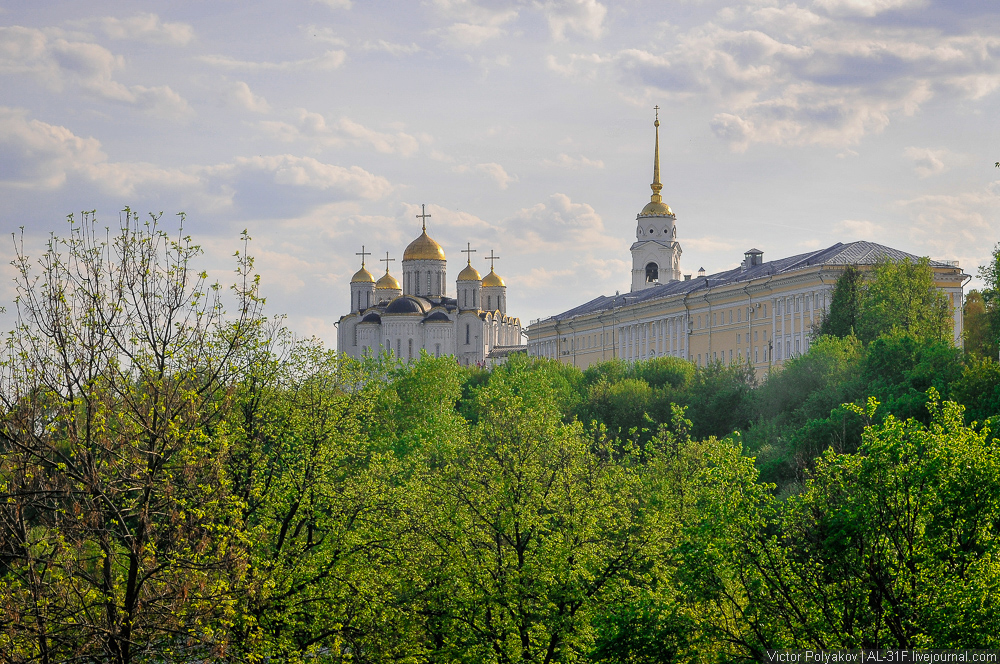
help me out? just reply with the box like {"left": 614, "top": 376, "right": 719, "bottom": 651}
{"left": 3, "top": 214, "right": 1000, "bottom": 662}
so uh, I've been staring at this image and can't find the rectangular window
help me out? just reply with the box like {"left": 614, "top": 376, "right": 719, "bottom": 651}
{"left": 435, "top": 344, "right": 440, "bottom": 358}
{"left": 427, "top": 272, "right": 431, "bottom": 293}
{"left": 466, "top": 324, "right": 470, "bottom": 345}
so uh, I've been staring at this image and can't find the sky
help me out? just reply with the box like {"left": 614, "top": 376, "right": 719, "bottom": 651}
{"left": 2, "top": 0, "right": 999, "bottom": 343}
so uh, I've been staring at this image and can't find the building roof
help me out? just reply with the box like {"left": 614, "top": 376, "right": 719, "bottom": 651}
{"left": 487, "top": 345, "right": 528, "bottom": 359}
{"left": 539, "top": 241, "right": 962, "bottom": 323}
{"left": 385, "top": 296, "right": 432, "bottom": 315}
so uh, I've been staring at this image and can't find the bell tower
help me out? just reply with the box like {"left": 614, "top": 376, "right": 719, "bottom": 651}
{"left": 631, "top": 107, "right": 682, "bottom": 291}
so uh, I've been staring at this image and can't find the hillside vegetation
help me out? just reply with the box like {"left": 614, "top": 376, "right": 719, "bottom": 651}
{"left": 3, "top": 214, "right": 1000, "bottom": 663}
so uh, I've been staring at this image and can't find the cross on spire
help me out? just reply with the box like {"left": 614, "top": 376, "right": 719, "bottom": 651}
{"left": 462, "top": 242, "right": 477, "bottom": 265}
{"left": 380, "top": 251, "right": 395, "bottom": 274}
{"left": 416, "top": 203, "right": 431, "bottom": 231}
{"left": 486, "top": 249, "right": 500, "bottom": 272}
{"left": 651, "top": 106, "right": 662, "bottom": 199}
{"left": 355, "top": 245, "right": 371, "bottom": 267}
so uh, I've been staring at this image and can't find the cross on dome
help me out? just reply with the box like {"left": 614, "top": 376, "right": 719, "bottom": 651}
{"left": 416, "top": 203, "right": 431, "bottom": 231}
{"left": 462, "top": 242, "right": 477, "bottom": 264}
{"left": 356, "top": 245, "right": 371, "bottom": 267}
{"left": 380, "top": 251, "right": 395, "bottom": 273}
{"left": 486, "top": 249, "right": 500, "bottom": 271}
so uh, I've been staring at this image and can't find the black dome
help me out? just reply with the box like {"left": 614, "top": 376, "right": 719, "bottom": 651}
{"left": 423, "top": 311, "right": 450, "bottom": 322}
{"left": 385, "top": 296, "right": 430, "bottom": 315}
{"left": 360, "top": 312, "right": 381, "bottom": 323}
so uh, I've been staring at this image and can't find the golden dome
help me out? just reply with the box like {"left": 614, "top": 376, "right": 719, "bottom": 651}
{"left": 403, "top": 230, "right": 446, "bottom": 261}
{"left": 482, "top": 269, "right": 505, "bottom": 288}
{"left": 351, "top": 265, "right": 374, "bottom": 283}
{"left": 640, "top": 200, "right": 673, "bottom": 217}
{"left": 375, "top": 272, "right": 401, "bottom": 290}
{"left": 457, "top": 262, "right": 481, "bottom": 281}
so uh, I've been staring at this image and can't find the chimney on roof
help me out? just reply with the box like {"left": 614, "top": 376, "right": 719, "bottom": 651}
{"left": 743, "top": 248, "right": 763, "bottom": 270}
{"left": 684, "top": 274, "right": 691, "bottom": 281}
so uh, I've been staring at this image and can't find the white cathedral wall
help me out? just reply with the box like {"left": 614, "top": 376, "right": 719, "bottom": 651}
{"left": 482, "top": 287, "right": 505, "bottom": 313}
{"left": 423, "top": 321, "right": 455, "bottom": 359}
{"left": 402, "top": 259, "right": 447, "bottom": 298}
{"left": 350, "top": 284, "right": 375, "bottom": 312}
{"left": 457, "top": 282, "right": 481, "bottom": 310}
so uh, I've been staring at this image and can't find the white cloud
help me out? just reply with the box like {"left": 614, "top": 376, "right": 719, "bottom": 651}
{"left": 539, "top": 0, "right": 607, "bottom": 41}
{"left": 0, "top": 106, "right": 106, "bottom": 189}
{"left": 585, "top": 10, "right": 1000, "bottom": 150}
{"left": 504, "top": 193, "right": 611, "bottom": 251}
{"left": 431, "top": 0, "right": 518, "bottom": 47}
{"left": 226, "top": 81, "right": 271, "bottom": 113}
{"left": 260, "top": 109, "right": 421, "bottom": 156}
{"left": 894, "top": 184, "right": 1000, "bottom": 261}
{"left": 812, "top": 0, "right": 927, "bottom": 18}
{"left": 541, "top": 153, "right": 604, "bottom": 169}
{"left": 0, "top": 27, "right": 192, "bottom": 119}
{"left": 305, "top": 25, "right": 349, "bottom": 46}
{"left": 314, "top": 0, "right": 352, "bottom": 8}
{"left": 206, "top": 155, "right": 392, "bottom": 199}
{"left": 834, "top": 219, "right": 883, "bottom": 240}
{"left": 362, "top": 40, "right": 423, "bottom": 56}
{"left": 903, "top": 147, "right": 950, "bottom": 178}
{"left": 454, "top": 162, "right": 517, "bottom": 189}
{"left": 199, "top": 50, "right": 346, "bottom": 71}
{"left": 98, "top": 13, "right": 194, "bottom": 45}
{"left": 0, "top": 108, "right": 391, "bottom": 211}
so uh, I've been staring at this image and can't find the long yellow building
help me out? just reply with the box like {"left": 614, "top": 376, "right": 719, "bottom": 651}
{"left": 525, "top": 116, "right": 968, "bottom": 377}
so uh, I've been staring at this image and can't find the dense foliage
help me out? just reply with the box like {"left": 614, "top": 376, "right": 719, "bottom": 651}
{"left": 3, "top": 216, "right": 1000, "bottom": 662}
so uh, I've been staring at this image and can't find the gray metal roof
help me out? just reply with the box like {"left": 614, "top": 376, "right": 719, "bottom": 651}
{"left": 543, "top": 241, "right": 956, "bottom": 323}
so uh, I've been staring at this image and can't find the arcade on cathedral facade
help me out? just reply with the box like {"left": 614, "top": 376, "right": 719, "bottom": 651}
{"left": 525, "top": 111, "right": 968, "bottom": 378}
{"left": 337, "top": 205, "right": 524, "bottom": 365}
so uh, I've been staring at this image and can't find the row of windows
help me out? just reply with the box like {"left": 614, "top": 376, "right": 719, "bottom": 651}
{"left": 405, "top": 270, "right": 446, "bottom": 296}
{"left": 355, "top": 289, "right": 371, "bottom": 311}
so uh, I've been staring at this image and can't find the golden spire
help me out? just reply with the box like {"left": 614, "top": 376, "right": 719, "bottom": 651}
{"left": 638, "top": 106, "right": 673, "bottom": 217}
{"left": 651, "top": 105, "right": 662, "bottom": 204}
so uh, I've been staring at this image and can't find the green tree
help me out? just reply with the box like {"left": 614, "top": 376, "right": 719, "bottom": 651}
{"left": 856, "top": 256, "right": 952, "bottom": 344}
{"left": 952, "top": 355, "right": 1000, "bottom": 424}
{"left": 224, "top": 341, "right": 419, "bottom": 662}
{"left": 0, "top": 211, "right": 263, "bottom": 663}
{"left": 818, "top": 265, "right": 863, "bottom": 338}
{"left": 977, "top": 244, "right": 1000, "bottom": 357}
{"left": 407, "top": 360, "right": 670, "bottom": 663}
{"left": 963, "top": 290, "right": 993, "bottom": 358}
{"left": 752, "top": 393, "right": 1000, "bottom": 648}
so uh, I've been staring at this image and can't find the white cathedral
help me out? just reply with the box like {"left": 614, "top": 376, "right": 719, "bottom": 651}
{"left": 337, "top": 207, "right": 525, "bottom": 365}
